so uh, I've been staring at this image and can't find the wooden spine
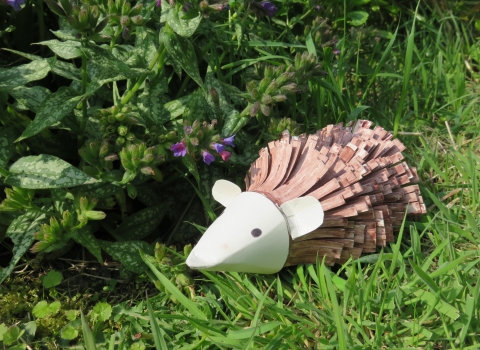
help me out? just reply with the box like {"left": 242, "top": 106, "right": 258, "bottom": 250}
{"left": 245, "top": 120, "right": 426, "bottom": 266}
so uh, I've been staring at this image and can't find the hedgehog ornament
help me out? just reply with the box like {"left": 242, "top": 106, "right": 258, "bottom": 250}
{"left": 186, "top": 120, "right": 426, "bottom": 274}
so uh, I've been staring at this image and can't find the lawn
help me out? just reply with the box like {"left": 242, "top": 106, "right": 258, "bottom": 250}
{"left": 0, "top": 0, "right": 479, "bottom": 348}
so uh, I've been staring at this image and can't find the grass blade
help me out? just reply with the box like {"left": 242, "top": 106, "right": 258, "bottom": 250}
{"left": 80, "top": 310, "right": 96, "bottom": 350}
{"left": 140, "top": 251, "right": 208, "bottom": 320}
{"left": 147, "top": 299, "right": 168, "bottom": 349}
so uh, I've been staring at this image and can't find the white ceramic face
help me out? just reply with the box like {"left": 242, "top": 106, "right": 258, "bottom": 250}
{"left": 186, "top": 192, "right": 290, "bottom": 274}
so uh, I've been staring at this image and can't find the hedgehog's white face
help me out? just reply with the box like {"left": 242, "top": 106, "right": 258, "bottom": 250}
{"left": 186, "top": 180, "right": 324, "bottom": 274}
{"left": 186, "top": 191, "right": 290, "bottom": 274}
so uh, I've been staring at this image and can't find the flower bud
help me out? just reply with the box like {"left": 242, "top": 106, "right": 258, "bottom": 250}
{"left": 61, "top": 210, "right": 74, "bottom": 230}
{"left": 131, "top": 15, "right": 143, "bottom": 25}
{"left": 261, "top": 94, "right": 273, "bottom": 105}
{"left": 176, "top": 273, "right": 192, "bottom": 287}
{"left": 79, "top": 197, "right": 89, "bottom": 212}
{"left": 250, "top": 101, "right": 260, "bottom": 117}
{"left": 129, "top": 3, "right": 143, "bottom": 16}
{"left": 141, "top": 153, "right": 154, "bottom": 164}
{"left": 99, "top": 140, "right": 110, "bottom": 157}
{"left": 152, "top": 167, "right": 163, "bottom": 182}
{"left": 272, "top": 94, "right": 287, "bottom": 102}
{"left": 125, "top": 132, "right": 136, "bottom": 142}
{"left": 260, "top": 104, "right": 270, "bottom": 116}
{"left": 126, "top": 183, "right": 137, "bottom": 199}
{"left": 120, "top": 15, "right": 130, "bottom": 27}
{"left": 155, "top": 242, "right": 166, "bottom": 262}
{"left": 104, "top": 153, "right": 119, "bottom": 162}
{"left": 116, "top": 137, "right": 126, "bottom": 148}
{"left": 117, "top": 125, "right": 128, "bottom": 136}
{"left": 140, "top": 166, "right": 154, "bottom": 175}
{"left": 122, "top": 1, "right": 131, "bottom": 13}
{"left": 85, "top": 210, "right": 107, "bottom": 220}
{"left": 184, "top": 244, "right": 192, "bottom": 257}
{"left": 78, "top": 9, "right": 89, "bottom": 29}
{"left": 121, "top": 105, "right": 132, "bottom": 113}
{"left": 89, "top": 6, "right": 100, "bottom": 29}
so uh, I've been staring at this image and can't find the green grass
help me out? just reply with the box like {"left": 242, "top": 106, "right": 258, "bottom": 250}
{"left": 2, "top": 2, "right": 480, "bottom": 349}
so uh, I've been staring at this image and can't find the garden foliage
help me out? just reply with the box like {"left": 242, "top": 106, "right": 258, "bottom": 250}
{"left": 1, "top": 0, "right": 480, "bottom": 348}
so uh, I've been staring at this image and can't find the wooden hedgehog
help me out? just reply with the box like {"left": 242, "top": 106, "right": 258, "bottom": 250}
{"left": 186, "top": 120, "right": 426, "bottom": 274}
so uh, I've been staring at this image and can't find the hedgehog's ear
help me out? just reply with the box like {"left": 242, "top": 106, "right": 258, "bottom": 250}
{"left": 280, "top": 196, "right": 324, "bottom": 239}
{"left": 212, "top": 180, "right": 242, "bottom": 207}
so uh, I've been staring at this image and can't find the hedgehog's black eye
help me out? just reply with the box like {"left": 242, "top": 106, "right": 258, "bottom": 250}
{"left": 251, "top": 228, "right": 262, "bottom": 237}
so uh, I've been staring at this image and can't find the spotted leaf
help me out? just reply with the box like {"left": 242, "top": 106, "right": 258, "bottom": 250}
{"left": 99, "top": 240, "right": 154, "bottom": 273}
{"left": 114, "top": 204, "right": 170, "bottom": 240}
{"left": 5, "top": 154, "right": 97, "bottom": 189}
{"left": 0, "top": 211, "right": 46, "bottom": 284}
{"left": 161, "top": 2, "right": 202, "bottom": 38}
{"left": 0, "top": 58, "right": 54, "bottom": 91}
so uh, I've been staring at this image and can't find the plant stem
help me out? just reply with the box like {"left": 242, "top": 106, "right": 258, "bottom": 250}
{"left": 118, "top": 44, "right": 166, "bottom": 108}
{"left": 110, "top": 26, "right": 122, "bottom": 48}
{"left": 79, "top": 38, "right": 89, "bottom": 146}
{"left": 37, "top": 0, "right": 46, "bottom": 55}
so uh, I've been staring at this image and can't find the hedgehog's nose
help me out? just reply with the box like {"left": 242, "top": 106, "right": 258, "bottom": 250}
{"left": 186, "top": 251, "right": 210, "bottom": 269}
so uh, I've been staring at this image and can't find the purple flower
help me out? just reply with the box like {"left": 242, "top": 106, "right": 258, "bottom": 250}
{"left": 333, "top": 49, "right": 341, "bottom": 55}
{"left": 184, "top": 125, "right": 193, "bottom": 135}
{"left": 220, "top": 151, "right": 231, "bottom": 161}
{"left": 222, "top": 135, "right": 235, "bottom": 147}
{"left": 170, "top": 142, "right": 187, "bottom": 157}
{"left": 261, "top": 1, "right": 277, "bottom": 18}
{"left": 4, "top": 0, "right": 25, "bottom": 11}
{"left": 182, "top": 2, "right": 192, "bottom": 11}
{"left": 202, "top": 151, "right": 215, "bottom": 165}
{"left": 156, "top": 0, "right": 161, "bottom": 6}
{"left": 221, "top": 3, "right": 230, "bottom": 10}
{"left": 213, "top": 143, "right": 225, "bottom": 153}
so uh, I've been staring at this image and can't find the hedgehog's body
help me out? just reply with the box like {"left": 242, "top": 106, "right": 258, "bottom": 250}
{"left": 186, "top": 120, "right": 426, "bottom": 273}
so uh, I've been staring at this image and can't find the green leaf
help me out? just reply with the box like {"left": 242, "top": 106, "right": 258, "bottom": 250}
{"left": 65, "top": 310, "right": 77, "bottom": 321}
{"left": 347, "top": 105, "right": 370, "bottom": 121}
{"left": 161, "top": 2, "right": 202, "bottom": 37}
{"left": 348, "top": 11, "right": 369, "bottom": 26}
{"left": 0, "top": 323, "right": 8, "bottom": 341}
{"left": 137, "top": 76, "right": 169, "bottom": 126}
{"left": 42, "top": 269, "right": 63, "bottom": 288}
{"left": 140, "top": 251, "right": 207, "bottom": 320}
{"left": 38, "top": 40, "right": 83, "bottom": 60}
{"left": 10, "top": 86, "right": 51, "bottom": 113}
{"left": 20, "top": 321, "right": 36, "bottom": 342}
{"left": 0, "top": 211, "right": 46, "bottom": 284}
{"left": 406, "top": 286, "right": 460, "bottom": 320}
{"left": 72, "top": 226, "right": 103, "bottom": 263}
{"left": 61, "top": 324, "right": 79, "bottom": 340}
{"left": 2, "top": 326, "right": 22, "bottom": 346}
{"left": 5, "top": 154, "right": 97, "bottom": 189}
{"left": 222, "top": 110, "right": 249, "bottom": 136}
{"left": 32, "top": 300, "right": 61, "bottom": 318}
{"left": 92, "top": 302, "right": 112, "bottom": 322}
{"left": 182, "top": 153, "right": 200, "bottom": 184}
{"left": 147, "top": 299, "right": 168, "bottom": 349}
{"left": 100, "top": 240, "right": 154, "bottom": 273}
{"left": 2, "top": 48, "right": 81, "bottom": 81}
{"left": 182, "top": 89, "right": 213, "bottom": 122}
{"left": 114, "top": 204, "right": 170, "bottom": 240}
{"left": 0, "top": 58, "right": 54, "bottom": 91}
{"left": 161, "top": 27, "right": 204, "bottom": 89}
{"left": 81, "top": 182, "right": 122, "bottom": 199}
{"left": 85, "top": 45, "right": 148, "bottom": 90}
{"left": 0, "top": 127, "right": 17, "bottom": 168}
{"left": 16, "top": 87, "right": 82, "bottom": 142}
